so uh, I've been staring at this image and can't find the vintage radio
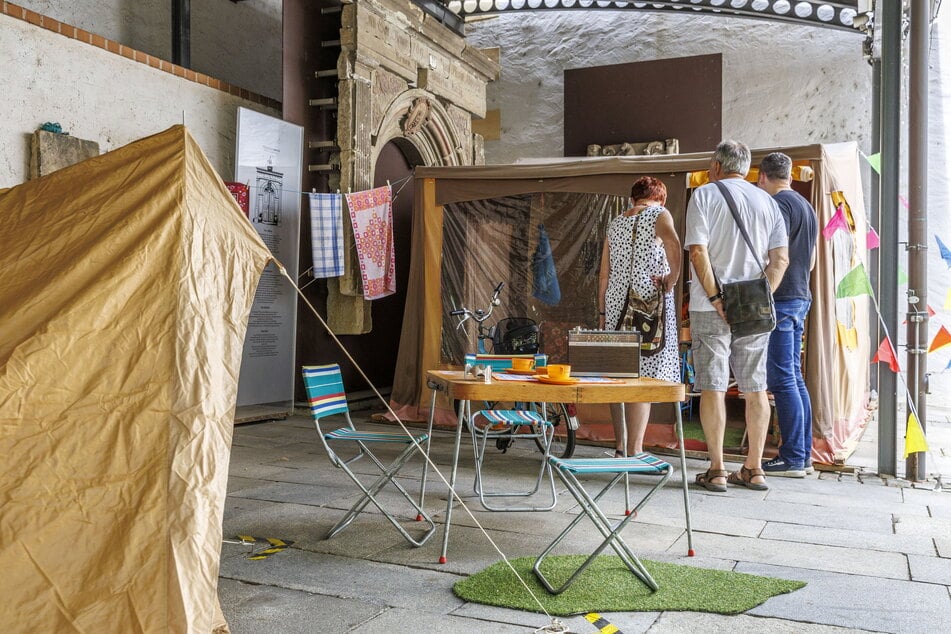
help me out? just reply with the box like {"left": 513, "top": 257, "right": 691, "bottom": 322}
{"left": 567, "top": 328, "right": 641, "bottom": 377}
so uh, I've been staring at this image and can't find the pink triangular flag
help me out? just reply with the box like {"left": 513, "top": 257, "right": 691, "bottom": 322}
{"left": 823, "top": 204, "right": 849, "bottom": 239}
{"left": 866, "top": 227, "right": 880, "bottom": 249}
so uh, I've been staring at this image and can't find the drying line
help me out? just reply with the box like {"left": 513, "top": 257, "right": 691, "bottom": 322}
{"left": 274, "top": 262, "right": 562, "bottom": 625}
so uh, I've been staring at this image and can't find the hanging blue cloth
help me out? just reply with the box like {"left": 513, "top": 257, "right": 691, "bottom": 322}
{"left": 532, "top": 223, "right": 561, "bottom": 305}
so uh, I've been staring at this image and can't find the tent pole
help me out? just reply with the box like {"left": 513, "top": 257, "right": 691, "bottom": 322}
{"left": 878, "top": 0, "right": 902, "bottom": 478}
{"left": 905, "top": 0, "right": 930, "bottom": 481}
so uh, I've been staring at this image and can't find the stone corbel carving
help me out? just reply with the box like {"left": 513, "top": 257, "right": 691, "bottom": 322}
{"left": 402, "top": 97, "right": 431, "bottom": 136}
{"left": 586, "top": 138, "right": 679, "bottom": 157}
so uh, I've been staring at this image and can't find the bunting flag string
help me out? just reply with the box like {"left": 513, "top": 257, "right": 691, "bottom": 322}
{"left": 836, "top": 263, "right": 873, "bottom": 298}
{"left": 929, "top": 326, "right": 951, "bottom": 354}
{"left": 904, "top": 412, "right": 929, "bottom": 458}
{"left": 822, "top": 203, "right": 850, "bottom": 239}
{"left": 872, "top": 337, "right": 900, "bottom": 373}
{"left": 936, "top": 235, "right": 951, "bottom": 268}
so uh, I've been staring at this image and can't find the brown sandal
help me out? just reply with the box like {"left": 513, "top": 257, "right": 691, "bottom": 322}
{"left": 695, "top": 469, "right": 729, "bottom": 493}
{"left": 728, "top": 465, "right": 769, "bottom": 491}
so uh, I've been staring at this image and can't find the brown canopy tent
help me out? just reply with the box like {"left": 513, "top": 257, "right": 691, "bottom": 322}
{"left": 391, "top": 142, "right": 872, "bottom": 465}
{"left": 0, "top": 126, "right": 272, "bottom": 631}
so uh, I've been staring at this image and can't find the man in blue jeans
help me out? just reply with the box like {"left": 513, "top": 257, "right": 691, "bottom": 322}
{"left": 757, "top": 153, "right": 818, "bottom": 477}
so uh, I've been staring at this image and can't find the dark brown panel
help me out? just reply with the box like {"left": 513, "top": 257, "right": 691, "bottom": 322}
{"left": 564, "top": 54, "right": 722, "bottom": 156}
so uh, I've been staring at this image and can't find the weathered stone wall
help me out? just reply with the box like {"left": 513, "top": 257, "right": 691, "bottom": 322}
{"left": 12, "top": 0, "right": 283, "bottom": 100}
{"left": 0, "top": 11, "right": 279, "bottom": 189}
{"left": 465, "top": 11, "right": 873, "bottom": 163}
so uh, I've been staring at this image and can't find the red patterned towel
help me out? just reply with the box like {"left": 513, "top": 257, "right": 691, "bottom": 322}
{"left": 344, "top": 186, "right": 395, "bottom": 300}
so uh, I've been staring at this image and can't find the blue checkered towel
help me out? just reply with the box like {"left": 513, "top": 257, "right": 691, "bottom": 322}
{"left": 308, "top": 193, "right": 344, "bottom": 278}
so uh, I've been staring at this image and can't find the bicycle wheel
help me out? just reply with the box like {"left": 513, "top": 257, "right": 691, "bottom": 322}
{"left": 532, "top": 402, "right": 577, "bottom": 459}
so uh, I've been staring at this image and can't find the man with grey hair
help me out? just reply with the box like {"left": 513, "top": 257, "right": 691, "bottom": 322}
{"left": 757, "top": 152, "right": 818, "bottom": 478}
{"left": 685, "top": 140, "right": 789, "bottom": 492}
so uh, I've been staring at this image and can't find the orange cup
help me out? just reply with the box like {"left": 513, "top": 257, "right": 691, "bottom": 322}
{"left": 547, "top": 364, "right": 571, "bottom": 380}
{"left": 511, "top": 357, "right": 534, "bottom": 371}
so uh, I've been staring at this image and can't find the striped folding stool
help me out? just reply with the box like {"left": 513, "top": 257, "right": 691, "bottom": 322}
{"left": 301, "top": 364, "right": 436, "bottom": 547}
{"left": 469, "top": 406, "right": 557, "bottom": 511}
{"left": 532, "top": 453, "right": 671, "bottom": 594}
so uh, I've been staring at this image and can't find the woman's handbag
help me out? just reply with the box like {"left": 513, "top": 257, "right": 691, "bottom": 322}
{"left": 713, "top": 181, "right": 776, "bottom": 338}
{"left": 614, "top": 210, "right": 666, "bottom": 356}
{"left": 616, "top": 288, "right": 665, "bottom": 355}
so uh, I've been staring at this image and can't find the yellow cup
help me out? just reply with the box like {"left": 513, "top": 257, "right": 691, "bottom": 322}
{"left": 511, "top": 357, "right": 535, "bottom": 371}
{"left": 547, "top": 364, "right": 571, "bottom": 380}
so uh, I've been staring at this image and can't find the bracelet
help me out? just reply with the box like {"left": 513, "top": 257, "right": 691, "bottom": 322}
{"left": 708, "top": 292, "right": 722, "bottom": 302}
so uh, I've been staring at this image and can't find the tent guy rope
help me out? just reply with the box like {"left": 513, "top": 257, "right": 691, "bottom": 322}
{"left": 274, "top": 262, "right": 574, "bottom": 629}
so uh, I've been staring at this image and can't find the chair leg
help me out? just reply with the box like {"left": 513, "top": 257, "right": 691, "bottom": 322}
{"left": 533, "top": 465, "right": 671, "bottom": 594}
{"left": 327, "top": 442, "right": 437, "bottom": 547}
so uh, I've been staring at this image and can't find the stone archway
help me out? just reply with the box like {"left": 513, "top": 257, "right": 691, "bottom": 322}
{"left": 371, "top": 89, "right": 470, "bottom": 169}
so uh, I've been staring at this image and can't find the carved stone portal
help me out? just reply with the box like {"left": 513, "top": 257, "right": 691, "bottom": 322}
{"left": 586, "top": 139, "right": 680, "bottom": 157}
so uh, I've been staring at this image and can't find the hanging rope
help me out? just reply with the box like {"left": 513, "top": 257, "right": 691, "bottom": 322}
{"left": 273, "top": 262, "right": 566, "bottom": 627}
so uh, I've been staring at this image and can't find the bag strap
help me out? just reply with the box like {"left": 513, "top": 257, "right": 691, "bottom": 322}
{"left": 713, "top": 181, "right": 768, "bottom": 278}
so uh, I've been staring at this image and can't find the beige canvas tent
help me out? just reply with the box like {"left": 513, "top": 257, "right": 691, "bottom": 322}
{"left": 391, "top": 142, "right": 872, "bottom": 465}
{"left": 0, "top": 126, "right": 272, "bottom": 631}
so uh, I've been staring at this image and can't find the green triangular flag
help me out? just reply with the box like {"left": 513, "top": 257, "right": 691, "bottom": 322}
{"left": 836, "top": 263, "right": 873, "bottom": 298}
{"left": 898, "top": 267, "right": 908, "bottom": 285}
{"left": 864, "top": 152, "right": 881, "bottom": 174}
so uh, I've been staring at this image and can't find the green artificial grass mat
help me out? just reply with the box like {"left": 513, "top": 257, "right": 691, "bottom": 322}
{"left": 454, "top": 555, "right": 805, "bottom": 616}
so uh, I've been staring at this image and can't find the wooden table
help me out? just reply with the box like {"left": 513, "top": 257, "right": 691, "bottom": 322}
{"left": 424, "top": 370, "right": 693, "bottom": 563}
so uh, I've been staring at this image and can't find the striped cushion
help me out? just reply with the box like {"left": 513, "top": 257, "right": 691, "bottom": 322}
{"left": 325, "top": 428, "right": 427, "bottom": 444}
{"left": 551, "top": 452, "right": 670, "bottom": 475}
{"left": 302, "top": 364, "right": 349, "bottom": 418}
{"left": 464, "top": 353, "right": 548, "bottom": 372}
{"left": 476, "top": 409, "right": 549, "bottom": 426}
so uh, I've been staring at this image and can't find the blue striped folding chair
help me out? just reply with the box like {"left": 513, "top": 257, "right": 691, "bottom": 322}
{"left": 532, "top": 453, "right": 672, "bottom": 594}
{"left": 301, "top": 364, "right": 436, "bottom": 547}
{"left": 464, "top": 353, "right": 556, "bottom": 511}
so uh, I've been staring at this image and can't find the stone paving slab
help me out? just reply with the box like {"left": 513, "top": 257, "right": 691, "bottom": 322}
{"left": 761, "top": 521, "right": 937, "bottom": 556}
{"left": 450, "top": 601, "right": 660, "bottom": 633}
{"left": 740, "top": 562, "right": 951, "bottom": 633}
{"left": 907, "top": 553, "right": 951, "bottom": 584}
{"left": 684, "top": 492, "right": 896, "bottom": 534}
{"left": 220, "top": 547, "right": 467, "bottom": 615}
{"left": 218, "top": 577, "right": 385, "bottom": 634}
{"left": 352, "top": 606, "right": 532, "bottom": 633}
{"left": 934, "top": 537, "right": 951, "bottom": 558}
{"left": 892, "top": 514, "right": 951, "bottom": 538}
{"left": 668, "top": 531, "right": 909, "bottom": 579}
{"left": 649, "top": 611, "right": 876, "bottom": 633}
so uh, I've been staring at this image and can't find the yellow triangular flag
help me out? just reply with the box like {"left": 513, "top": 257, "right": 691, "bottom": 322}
{"left": 945, "top": 288, "right": 951, "bottom": 310}
{"left": 904, "top": 412, "right": 929, "bottom": 457}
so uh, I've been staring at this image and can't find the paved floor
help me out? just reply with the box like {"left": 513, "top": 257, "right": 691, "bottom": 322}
{"left": 219, "top": 408, "right": 951, "bottom": 633}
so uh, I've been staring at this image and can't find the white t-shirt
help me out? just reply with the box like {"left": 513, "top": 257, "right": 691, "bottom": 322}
{"left": 684, "top": 178, "right": 787, "bottom": 311}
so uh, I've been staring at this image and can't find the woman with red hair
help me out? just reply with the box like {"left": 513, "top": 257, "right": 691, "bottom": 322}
{"left": 597, "top": 176, "right": 682, "bottom": 457}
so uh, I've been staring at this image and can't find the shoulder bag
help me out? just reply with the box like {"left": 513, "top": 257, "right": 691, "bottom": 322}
{"left": 615, "top": 211, "right": 666, "bottom": 356}
{"left": 713, "top": 181, "right": 776, "bottom": 338}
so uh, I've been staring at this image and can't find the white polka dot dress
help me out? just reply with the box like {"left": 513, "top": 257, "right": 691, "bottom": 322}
{"left": 604, "top": 206, "right": 680, "bottom": 382}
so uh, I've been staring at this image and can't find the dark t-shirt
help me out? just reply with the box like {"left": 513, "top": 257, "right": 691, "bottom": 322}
{"left": 773, "top": 189, "right": 818, "bottom": 301}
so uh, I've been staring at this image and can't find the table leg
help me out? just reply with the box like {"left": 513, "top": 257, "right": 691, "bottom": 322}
{"left": 439, "top": 398, "right": 467, "bottom": 564}
{"left": 674, "top": 400, "right": 695, "bottom": 556}
{"left": 621, "top": 403, "right": 631, "bottom": 514}
{"left": 417, "top": 387, "right": 438, "bottom": 520}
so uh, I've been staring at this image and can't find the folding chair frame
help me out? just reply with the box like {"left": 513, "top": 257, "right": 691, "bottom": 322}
{"left": 468, "top": 402, "right": 557, "bottom": 512}
{"left": 302, "top": 365, "right": 436, "bottom": 548}
{"left": 532, "top": 456, "right": 671, "bottom": 594}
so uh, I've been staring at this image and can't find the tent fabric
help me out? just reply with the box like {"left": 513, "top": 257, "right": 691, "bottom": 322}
{"left": 0, "top": 125, "right": 272, "bottom": 632}
{"left": 391, "top": 143, "right": 871, "bottom": 465}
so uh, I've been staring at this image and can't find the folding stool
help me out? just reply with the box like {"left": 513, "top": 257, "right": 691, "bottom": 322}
{"left": 532, "top": 453, "right": 671, "bottom": 594}
{"left": 301, "top": 364, "right": 436, "bottom": 547}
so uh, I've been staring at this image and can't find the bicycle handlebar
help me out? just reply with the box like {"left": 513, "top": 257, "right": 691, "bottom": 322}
{"left": 449, "top": 309, "right": 465, "bottom": 316}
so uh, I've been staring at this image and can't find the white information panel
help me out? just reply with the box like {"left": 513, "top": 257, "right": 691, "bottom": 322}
{"left": 234, "top": 108, "right": 303, "bottom": 411}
